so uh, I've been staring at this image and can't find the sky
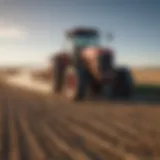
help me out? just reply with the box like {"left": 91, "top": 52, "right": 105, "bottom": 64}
{"left": 0, "top": 0, "right": 159, "bottom": 67}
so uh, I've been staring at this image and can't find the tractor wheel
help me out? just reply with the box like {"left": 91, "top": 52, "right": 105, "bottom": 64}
{"left": 63, "top": 66, "right": 89, "bottom": 101}
{"left": 52, "top": 58, "right": 65, "bottom": 94}
{"left": 111, "top": 67, "right": 135, "bottom": 99}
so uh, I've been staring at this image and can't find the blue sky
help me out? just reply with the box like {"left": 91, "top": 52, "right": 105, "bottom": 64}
{"left": 0, "top": 0, "right": 159, "bottom": 67}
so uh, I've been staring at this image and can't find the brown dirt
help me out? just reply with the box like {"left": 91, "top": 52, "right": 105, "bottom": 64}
{"left": 132, "top": 69, "right": 160, "bottom": 85}
{"left": 0, "top": 82, "right": 160, "bottom": 160}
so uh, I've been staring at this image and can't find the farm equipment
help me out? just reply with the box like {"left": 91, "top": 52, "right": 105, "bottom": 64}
{"left": 51, "top": 27, "right": 135, "bottom": 101}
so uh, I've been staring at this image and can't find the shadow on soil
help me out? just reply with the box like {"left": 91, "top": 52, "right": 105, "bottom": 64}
{"left": 81, "top": 84, "right": 160, "bottom": 106}
{"left": 131, "top": 84, "right": 160, "bottom": 105}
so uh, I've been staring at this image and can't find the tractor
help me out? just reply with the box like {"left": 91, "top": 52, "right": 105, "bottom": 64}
{"left": 51, "top": 27, "right": 135, "bottom": 101}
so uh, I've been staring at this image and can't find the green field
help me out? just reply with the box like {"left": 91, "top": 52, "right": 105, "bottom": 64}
{"left": 136, "top": 84, "right": 160, "bottom": 94}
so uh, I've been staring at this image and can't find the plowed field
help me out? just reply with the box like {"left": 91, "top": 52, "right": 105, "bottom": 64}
{"left": 0, "top": 82, "right": 160, "bottom": 160}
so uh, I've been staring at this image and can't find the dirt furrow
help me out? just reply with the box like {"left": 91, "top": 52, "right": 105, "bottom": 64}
{"left": 47, "top": 117, "right": 109, "bottom": 160}
{"left": 18, "top": 110, "right": 46, "bottom": 160}
{"left": 8, "top": 104, "right": 20, "bottom": 160}
{"left": 42, "top": 122, "right": 91, "bottom": 160}
{"left": 67, "top": 117, "right": 137, "bottom": 149}
{"left": 25, "top": 103, "right": 72, "bottom": 160}
{"left": 14, "top": 111, "right": 30, "bottom": 160}
{"left": 67, "top": 120, "right": 137, "bottom": 160}
{"left": 0, "top": 99, "right": 10, "bottom": 160}
{"left": 22, "top": 97, "right": 90, "bottom": 160}
{"left": 0, "top": 103, "right": 3, "bottom": 156}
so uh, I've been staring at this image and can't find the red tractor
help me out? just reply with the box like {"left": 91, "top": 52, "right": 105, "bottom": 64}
{"left": 51, "top": 27, "right": 135, "bottom": 101}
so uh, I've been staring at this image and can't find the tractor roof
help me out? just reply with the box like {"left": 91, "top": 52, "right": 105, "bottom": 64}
{"left": 67, "top": 27, "right": 99, "bottom": 38}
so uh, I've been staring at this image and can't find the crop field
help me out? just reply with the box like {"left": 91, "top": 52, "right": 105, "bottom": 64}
{"left": 0, "top": 81, "right": 160, "bottom": 160}
{"left": 132, "top": 69, "right": 160, "bottom": 85}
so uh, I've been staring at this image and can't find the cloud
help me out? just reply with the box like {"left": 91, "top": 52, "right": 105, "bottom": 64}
{"left": 0, "top": 26, "right": 28, "bottom": 39}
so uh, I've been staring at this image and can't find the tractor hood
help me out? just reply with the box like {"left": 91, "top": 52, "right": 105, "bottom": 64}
{"left": 81, "top": 47, "right": 114, "bottom": 80}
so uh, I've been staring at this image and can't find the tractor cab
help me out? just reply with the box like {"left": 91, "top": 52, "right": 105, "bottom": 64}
{"left": 65, "top": 27, "right": 100, "bottom": 53}
{"left": 64, "top": 27, "right": 102, "bottom": 65}
{"left": 66, "top": 27, "right": 100, "bottom": 47}
{"left": 65, "top": 27, "right": 114, "bottom": 70}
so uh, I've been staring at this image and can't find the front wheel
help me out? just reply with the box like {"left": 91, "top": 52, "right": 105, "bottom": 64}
{"left": 62, "top": 66, "right": 89, "bottom": 101}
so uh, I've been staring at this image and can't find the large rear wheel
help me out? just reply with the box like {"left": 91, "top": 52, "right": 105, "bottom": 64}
{"left": 111, "top": 67, "right": 135, "bottom": 99}
{"left": 52, "top": 57, "right": 65, "bottom": 94}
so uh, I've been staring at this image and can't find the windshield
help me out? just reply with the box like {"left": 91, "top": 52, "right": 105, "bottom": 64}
{"left": 73, "top": 36, "right": 99, "bottom": 47}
